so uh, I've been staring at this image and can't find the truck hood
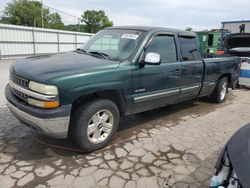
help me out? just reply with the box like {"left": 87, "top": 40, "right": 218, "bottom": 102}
{"left": 10, "top": 52, "right": 120, "bottom": 83}
{"left": 224, "top": 33, "right": 250, "bottom": 56}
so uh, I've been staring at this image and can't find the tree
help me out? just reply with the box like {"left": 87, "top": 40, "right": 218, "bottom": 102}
{"left": 0, "top": 17, "right": 10, "bottom": 24}
{"left": 64, "top": 24, "right": 86, "bottom": 32}
{"left": 3, "top": 0, "right": 64, "bottom": 29}
{"left": 47, "top": 13, "right": 64, "bottom": 30}
{"left": 185, "top": 27, "right": 194, "bottom": 32}
{"left": 81, "top": 10, "right": 113, "bottom": 33}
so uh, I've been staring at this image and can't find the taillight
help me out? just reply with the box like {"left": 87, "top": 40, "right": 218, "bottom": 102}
{"left": 240, "top": 58, "right": 244, "bottom": 66}
{"left": 238, "top": 58, "right": 243, "bottom": 70}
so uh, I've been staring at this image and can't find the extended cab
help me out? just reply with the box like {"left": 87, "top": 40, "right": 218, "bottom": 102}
{"left": 5, "top": 26, "right": 241, "bottom": 151}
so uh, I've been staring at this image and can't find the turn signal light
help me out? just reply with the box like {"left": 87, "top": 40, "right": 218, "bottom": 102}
{"left": 28, "top": 98, "right": 60, "bottom": 109}
{"left": 44, "top": 101, "right": 60, "bottom": 109}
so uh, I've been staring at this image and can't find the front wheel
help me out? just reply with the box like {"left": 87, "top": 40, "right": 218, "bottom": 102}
{"left": 210, "top": 77, "right": 228, "bottom": 103}
{"left": 70, "top": 99, "right": 120, "bottom": 152}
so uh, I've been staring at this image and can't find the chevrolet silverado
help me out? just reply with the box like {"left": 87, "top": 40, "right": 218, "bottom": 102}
{"left": 5, "top": 26, "right": 241, "bottom": 151}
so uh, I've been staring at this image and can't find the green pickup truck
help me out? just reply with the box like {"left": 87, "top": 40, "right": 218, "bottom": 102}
{"left": 5, "top": 26, "right": 241, "bottom": 151}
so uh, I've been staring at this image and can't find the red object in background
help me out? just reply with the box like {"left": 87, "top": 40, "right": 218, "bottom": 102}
{"left": 216, "top": 50, "right": 225, "bottom": 55}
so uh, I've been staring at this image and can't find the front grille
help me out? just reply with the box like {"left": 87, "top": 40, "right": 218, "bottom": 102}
{"left": 10, "top": 73, "right": 29, "bottom": 88}
{"left": 9, "top": 72, "right": 29, "bottom": 101}
{"left": 12, "top": 88, "right": 28, "bottom": 101}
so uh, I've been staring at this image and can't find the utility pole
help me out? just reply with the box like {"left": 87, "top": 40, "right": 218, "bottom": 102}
{"left": 41, "top": 0, "right": 44, "bottom": 28}
{"left": 78, "top": 18, "right": 80, "bottom": 32}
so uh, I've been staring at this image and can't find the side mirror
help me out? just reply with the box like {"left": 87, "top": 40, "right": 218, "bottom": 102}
{"left": 142, "top": 52, "right": 161, "bottom": 65}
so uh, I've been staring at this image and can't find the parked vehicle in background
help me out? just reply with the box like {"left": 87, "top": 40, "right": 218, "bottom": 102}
{"left": 210, "top": 123, "right": 250, "bottom": 188}
{"left": 5, "top": 26, "right": 241, "bottom": 151}
{"left": 224, "top": 33, "right": 250, "bottom": 88}
{"left": 239, "top": 57, "right": 250, "bottom": 87}
{"left": 224, "top": 33, "right": 250, "bottom": 57}
{"left": 241, "top": 57, "right": 250, "bottom": 63}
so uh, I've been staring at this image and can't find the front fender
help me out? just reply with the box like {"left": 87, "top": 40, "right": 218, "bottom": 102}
{"left": 70, "top": 81, "right": 126, "bottom": 103}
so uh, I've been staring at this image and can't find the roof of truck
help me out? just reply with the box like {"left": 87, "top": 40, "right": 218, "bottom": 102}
{"left": 106, "top": 26, "right": 196, "bottom": 36}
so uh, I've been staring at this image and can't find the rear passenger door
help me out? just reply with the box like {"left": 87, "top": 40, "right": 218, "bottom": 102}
{"left": 178, "top": 36, "right": 204, "bottom": 100}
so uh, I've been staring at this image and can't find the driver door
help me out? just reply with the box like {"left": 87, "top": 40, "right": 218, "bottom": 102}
{"left": 131, "top": 33, "right": 181, "bottom": 113}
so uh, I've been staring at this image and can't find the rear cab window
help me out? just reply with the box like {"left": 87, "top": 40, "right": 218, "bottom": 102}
{"left": 179, "top": 36, "right": 201, "bottom": 61}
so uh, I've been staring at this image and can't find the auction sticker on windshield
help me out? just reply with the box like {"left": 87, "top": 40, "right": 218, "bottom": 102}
{"left": 121, "top": 34, "right": 139, "bottom": 40}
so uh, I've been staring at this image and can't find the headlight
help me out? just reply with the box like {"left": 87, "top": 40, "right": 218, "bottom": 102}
{"left": 29, "top": 81, "right": 58, "bottom": 95}
{"left": 28, "top": 98, "right": 60, "bottom": 109}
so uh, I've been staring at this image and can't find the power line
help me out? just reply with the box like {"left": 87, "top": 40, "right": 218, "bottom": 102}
{"left": 39, "top": 1, "right": 82, "bottom": 31}
{"left": 42, "top": 3, "right": 81, "bottom": 20}
{"left": 42, "top": 1, "right": 82, "bottom": 31}
{"left": 2, "top": 0, "right": 83, "bottom": 30}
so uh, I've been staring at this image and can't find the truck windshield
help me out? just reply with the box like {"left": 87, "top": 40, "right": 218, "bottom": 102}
{"left": 80, "top": 29, "right": 145, "bottom": 61}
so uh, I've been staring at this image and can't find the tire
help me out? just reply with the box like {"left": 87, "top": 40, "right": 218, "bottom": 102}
{"left": 210, "top": 77, "right": 228, "bottom": 103}
{"left": 70, "top": 99, "right": 120, "bottom": 152}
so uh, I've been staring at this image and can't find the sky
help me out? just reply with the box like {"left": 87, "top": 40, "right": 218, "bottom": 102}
{"left": 0, "top": 0, "right": 250, "bottom": 31}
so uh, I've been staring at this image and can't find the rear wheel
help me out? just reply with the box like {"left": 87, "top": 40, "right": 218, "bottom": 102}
{"left": 70, "top": 99, "right": 119, "bottom": 152}
{"left": 210, "top": 77, "right": 228, "bottom": 103}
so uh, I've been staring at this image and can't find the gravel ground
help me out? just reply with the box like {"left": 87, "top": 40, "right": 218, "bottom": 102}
{"left": 0, "top": 60, "right": 13, "bottom": 107}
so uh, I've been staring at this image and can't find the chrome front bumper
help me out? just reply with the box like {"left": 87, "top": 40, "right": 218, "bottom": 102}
{"left": 7, "top": 101, "right": 70, "bottom": 138}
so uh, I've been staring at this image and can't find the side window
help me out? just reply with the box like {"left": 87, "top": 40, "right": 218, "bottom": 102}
{"left": 145, "top": 35, "right": 177, "bottom": 63}
{"left": 179, "top": 36, "right": 200, "bottom": 61}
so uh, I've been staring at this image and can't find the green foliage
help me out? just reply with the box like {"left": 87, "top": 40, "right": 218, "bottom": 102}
{"left": 2, "top": 0, "right": 64, "bottom": 29}
{"left": 64, "top": 24, "right": 86, "bottom": 32}
{"left": 2, "top": 2, "right": 113, "bottom": 32}
{"left": 47, "top": 13, "right": 64, "bottom": 29}
{"left": 81, "top": 10, "right": 113, "bottom": 33}
{"left": 0, "top": 17, "right": 10, "bottom": 24}
{"left": 185, "top": 27, "right": 194, "bottom": 31}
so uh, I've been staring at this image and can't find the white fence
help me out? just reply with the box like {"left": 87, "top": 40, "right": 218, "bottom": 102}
{"left": 0, "top": 24, "right": 94, "bottom": 59}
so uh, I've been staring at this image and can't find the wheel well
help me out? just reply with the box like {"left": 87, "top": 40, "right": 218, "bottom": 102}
{"left": 219, "top": 73, "right": 231, "bottom": 85}
{"left": 71, "top": 90, "right": 126, "bottom": 116}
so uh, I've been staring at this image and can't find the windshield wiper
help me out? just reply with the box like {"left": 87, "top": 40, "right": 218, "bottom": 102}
{"left": 74, "top": 48, "right": 86, "bottom": 54}
{"left": 74, "top": 49, "right": 107, "bottom": 59}
{"left": 88, "top": 51, "right": 109, "bottom": 59}
{"left": 75, "top": 49, "right": 119, "bottom": 61}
